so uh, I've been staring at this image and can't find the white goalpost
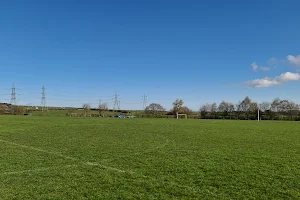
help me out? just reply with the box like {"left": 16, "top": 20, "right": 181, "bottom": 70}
{"left": 176, "top": 112, "right": 187, "bottom": 119}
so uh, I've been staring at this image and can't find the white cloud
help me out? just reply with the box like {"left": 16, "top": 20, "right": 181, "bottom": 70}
{"left": 246, "top": 72, "right": 300, "bottom": 88}
{"left": 247, "top": 78, "right": 279, "bottom": 88}
{"left": 251, "top": 62, "right": 258, "bottom": 71}
{"left": 287, "top": 55, "right": 300, "bottom": 66}
{"left": 277, "top": 72, "right": 300, "bottom": 82}
{"left": 251, "top": 62, "right": 270, "bottom": 72}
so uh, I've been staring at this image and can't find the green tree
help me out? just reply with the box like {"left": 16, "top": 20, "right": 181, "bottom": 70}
{"left": 145, "top": 103, "right": 165, "bottom": 115}
{"left": 171, "top": 99, "right": 184, "bottom": 114}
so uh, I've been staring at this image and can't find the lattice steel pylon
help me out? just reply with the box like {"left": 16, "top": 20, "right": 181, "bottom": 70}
{"left": 113, "top": 93, "right": 120, "bottom": 111}
{"left": 41, "top": 86, "right": 48, "bottom": 112}
{"left": 142, "top": 94, "right": 148, "bottom": 110}
{"left": 10, "top": 83, "right": 17, "bottom": 105}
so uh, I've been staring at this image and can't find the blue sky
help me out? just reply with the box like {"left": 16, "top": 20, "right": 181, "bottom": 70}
{"left": 1, "top": 0, "right": 300, "bottom": 110}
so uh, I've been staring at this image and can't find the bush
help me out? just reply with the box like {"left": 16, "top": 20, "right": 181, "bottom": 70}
{"left": 10, "top": 106, "right": 25, "bottom": 115}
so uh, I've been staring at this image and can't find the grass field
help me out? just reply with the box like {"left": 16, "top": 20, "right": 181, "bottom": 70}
{"left": 0, "top": 116, "right": 299, "bottom": 199}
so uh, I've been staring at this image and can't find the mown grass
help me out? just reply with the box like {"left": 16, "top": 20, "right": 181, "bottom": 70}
{"left": 0, "top": 116, "right": 299, "bottom": 199}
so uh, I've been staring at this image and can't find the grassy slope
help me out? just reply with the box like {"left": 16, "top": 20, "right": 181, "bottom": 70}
{"left": 0, "top": 116, "right": 299, "bottom": 199}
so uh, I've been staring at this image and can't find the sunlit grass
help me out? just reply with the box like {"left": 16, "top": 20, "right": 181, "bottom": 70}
{"left": 0, "top": 116, "right": 299, "bottom": 199}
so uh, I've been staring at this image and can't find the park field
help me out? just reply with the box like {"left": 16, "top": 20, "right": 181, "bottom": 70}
{"left": 0, "top": 116, "right": 299, "bottom": 199}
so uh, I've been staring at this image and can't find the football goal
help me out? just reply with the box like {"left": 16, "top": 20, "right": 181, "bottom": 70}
{"left": 176, "top": 112, "right": 187, "bottom": 119}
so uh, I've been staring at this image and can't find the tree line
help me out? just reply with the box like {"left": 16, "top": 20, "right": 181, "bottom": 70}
{"left": 144, "top": 97, "right": 300, "bottom": 121}
{"left": 2, "top": 96, "right": 299, "bottom": 121}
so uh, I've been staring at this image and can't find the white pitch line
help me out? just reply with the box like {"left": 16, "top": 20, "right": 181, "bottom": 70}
{"left": 0, "top": 164, "right": 77, "bottom": 176}
{"left": 0, "top": 139, "right": 125, "bottom": 173}
{"left": 0, "top": 139, "right": 77, "bottom": 161}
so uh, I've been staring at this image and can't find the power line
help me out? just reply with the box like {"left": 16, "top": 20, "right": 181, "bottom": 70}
{"left": 45, "top": 94, "right": 114, "bottom": 98}
{"left": 40, "top": 98, "right": 113, "bottom": 103}
{"left": 122, "top": 102, "right": 143, "bottom": 105}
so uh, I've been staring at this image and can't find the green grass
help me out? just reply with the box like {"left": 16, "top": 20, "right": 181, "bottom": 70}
{"left": 30, "top": 109, "right": 145, "bottom": 117}
{"left": 30, "top": 109, "right": 114, "bottom": 117}
{"left": 0, "top": 116, "right": 299, "bottom": 199}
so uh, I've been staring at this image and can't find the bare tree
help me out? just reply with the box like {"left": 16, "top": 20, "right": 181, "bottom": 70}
{"left": 228, "top": 104, "right": 234, "bottom": 112}
{"left": 236, "top": 101, "right": 241, "bottom": 112}
{"left": 277, "top": 100, "right": 298, "bottom": 112}
{"left": 218, "top": 101, "right": 226, "bottom": 113}
{"left": 200, "top": 104, "right": 212, "bottom": 112}
{"left": 249, "top": 102, "right": 258, "bottom": 112}
{"left": 286, "top": 101, "right": 299, "bottom": 119}
{"left": 145, "top": 103, "right": 165, "bottom": 115}
{"left": 210, "top": 103, "right": 217, "bottom": 118}
{"left": 271, "top": 98, "right": 281, "bottom": 112}
{"left": 211, "top": 103, "right": 217, "bottom": 113}
{"left": 218, "top": 101, "right": 234, "bottom": 119}
{"left": 286, "top": 101, "right": 299, "bottom": 111}
{"left": 238, "top": 96, "right": 252, "bottom": 119}
{"left": 200, "top": 103, "right": 212, "bottom": 118}
{"left": 239, "top": 96, "right": 252, "bottom": 112}
{"left": 83, "top": 103, "right": 91, "bottom": 117}
{"left": 98, "top": 103, "right": 108, "bottom": 117}
{"left": 259, "top": 101, "right": 271, "bottom": 112}
{"left": 218, "top": 101, "right": 235, "bottom": 112}
{"left": 228, "top": 103, "right": 235, "bottom": 119}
